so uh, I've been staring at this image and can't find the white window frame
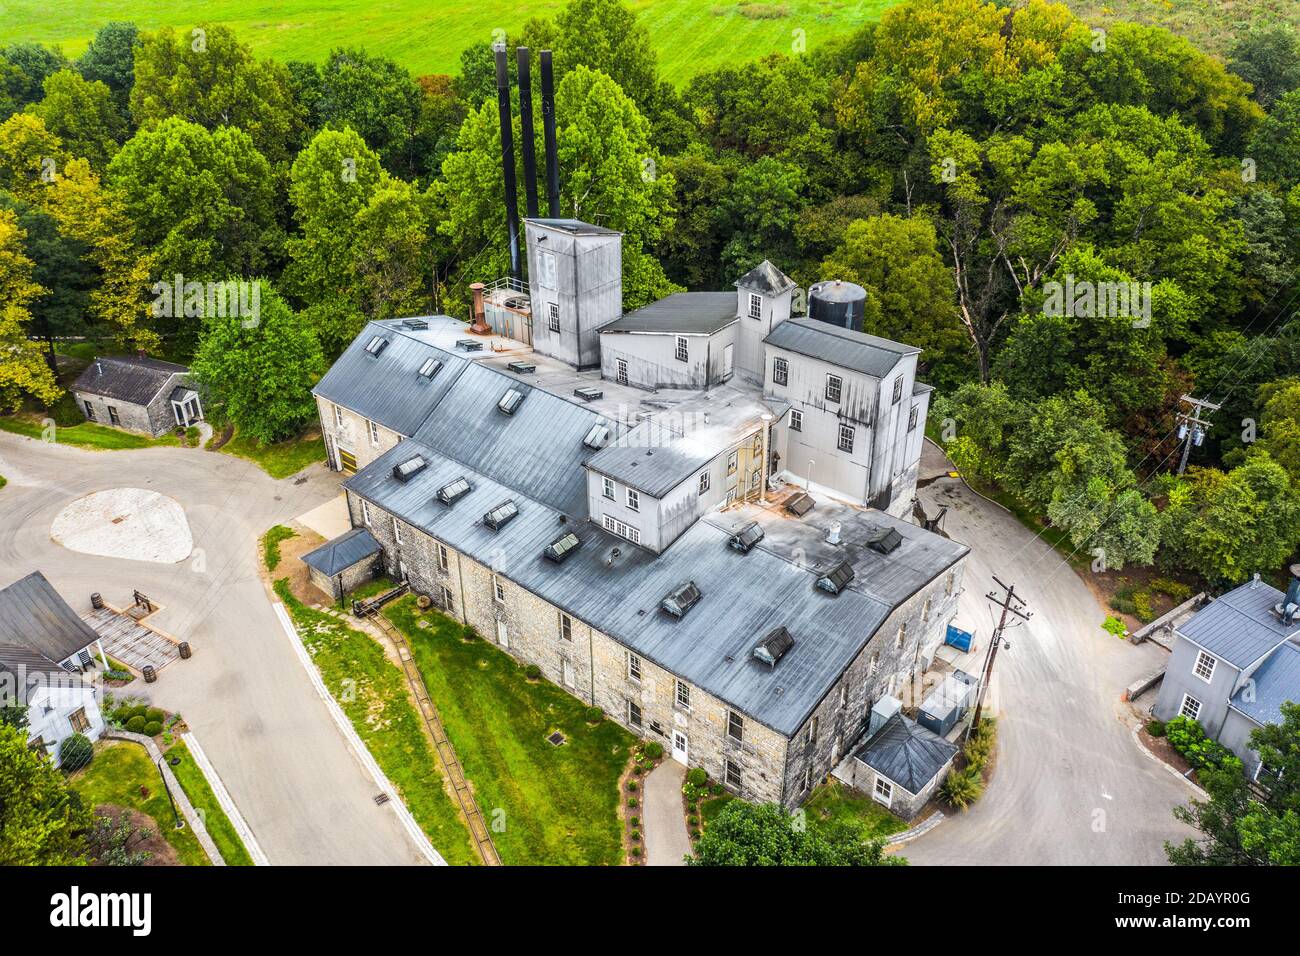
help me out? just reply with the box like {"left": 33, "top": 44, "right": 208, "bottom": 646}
{"left": 675, "top": 679, "right": 691, "bottom": 710}
{"left": 839, "top": 685, "right": 848, "bottom": 709}
{"left": 548, "top": 301, "right": 560, "bottom": 333}
{"left": 789, "top": 408, "right": 802, "bottom": 432}
{"left": 368, "top": 419, "right": 380, "bottom": 445}
{"left": 334, "top": 403, "right": 344, "bottom": 428}
{"left": 628, "top": 652, "right": 642, "bottom": 683}
{"left": 440, "top": 585, "right": 454, "bottom": 611}
{"left": 892, "top": 377, "right": 903, "bottom": 405}
{"left": 808, "top": 716, "right": 818, "bottom": 747}
{"left": 392, "top": 516, "right": 403, "bottom": 545}
{"left": 896, "top": 624, "right": 906, "bottom": 650}
{"left": 602, "top": 476, "right": 615, "bottom": 500}
{"left": 908, "top": 405, "right": 919, "bottom": 432}
{"left": 698, "top": 471, "right": 711, "bottom": 495}
{"left": 773, "top": 356, "right": 788, "bottom": 386}
{"left": 361, "top": 499, "right": 372, "bottom": 526}
{"left": 1193, "top": 650, "right": 1216, "bottom": 684}
{"left": 626, "top": 488, "right": 640, "bottom": 511}
{"left": 868, "top": 653, "right": 880, "bottom": 677}
{"left": 675, "top": 335, "right": 689, "bottom": 363}
{"left": 559, "top": 612, "right": 573, "bottom": 642}
{"left": 438, "top": 544, "right": 449, "bottom": 572}
{"left": 826, "top": 374, "right": 842, "bottom": 404}
{"left": 538, "top": 250, "right": 557, "bottom": 289}
{"left": 628, "top": 699, "right": 642, "bottom": 728}
{"left": 872, "top": 775, "right": 893, "bottom": 807}
{"left": 838, "top": 423, "right": 855, "bottom": 453}
{"left": 562, "top": 658, "right": 576, "bottom": 688}
{"left": 1179, "top": 693, "right": 1202, "bottom": 721}
{"left": 727, "top": 451, "right": 738, "bottom": 475}
{"left": 603, "top": 514, "right": 641, "bottom": 545}
{"left": 726, "top": 710, "right": 744, "bottom": 743}
{"left": 493, "top": 574, "right": 505, "bottom": 603}
{"left": 748, "top": 292, "right": 762, "bottom": 320}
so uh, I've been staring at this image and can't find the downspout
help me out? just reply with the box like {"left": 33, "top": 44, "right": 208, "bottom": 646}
{"left": 455, "top": 552, "right": 469, "bottom": 625}
{"left": 588, "top": 623, "right": 596, "bottom": 707}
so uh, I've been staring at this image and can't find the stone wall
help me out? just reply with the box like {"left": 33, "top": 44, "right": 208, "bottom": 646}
{"left": 317, "top": 396, "right": 404, "bottom": 472}
{"left": 74, "top": 372, "right": 193, "bottom": 437}
{"left": 308, "top": 555, "right": 380, "bottom": 601}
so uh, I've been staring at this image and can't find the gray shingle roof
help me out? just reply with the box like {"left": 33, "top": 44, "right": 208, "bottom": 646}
{"left": 735, "top": 260, "right": 795, "bottom": 296}
{"left": 765, "top": 317, "right": 919, "bottom": 378}
{"left": 853, "top": 713, "right": 959, "bottom": 794}
{"left": 599, "top": 292, "right": 738, "bottom": 335}
{"left": 73, "top": 356, "right": 188, "bottom": 405}
{"left": 1178, "top": 582, "right": 1297, "bottom": 670}
{"left": 313, "top": 321, "right": 472, "bottom": 437}
{"left": 301, "top": 528, "right": 382, "bottom": 577}
{"left": 0, "top": 572, "right": 100, "bottom": 664}
{"left": 1230, "top": 642, "right": 1300, "bottom": 727}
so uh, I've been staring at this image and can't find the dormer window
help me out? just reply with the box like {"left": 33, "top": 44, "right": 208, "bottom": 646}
{"left": 437, "top": 476, "right": 471, "bottom": 505}
{"left": 543, "top": 532, "right": 581, "bottom": 563}
{"left": 498, "top": 388, "right": 525, "bottom": 415}
{"left": 866, "top": 527, "right": 903, "bottom": 555}
{"left": 418, "top": 357, "right": 442, "bottom": 379}
{"left": 364, "top": 335, "right": 389, "bottom": 356}
{"left": 816, "top": 561, "right": 854, "bottom": 595}
{"left": 483, "top": 499, "right": 519, "bottom": 531}
{"left": 753, "top": 627, "right": 794, "bottom": 667}
{"left": 729, "top": 521, "right": 764, "bottom": 553}
{"left": 661, "top": 581, "right": 702, "bottom": 618}
{"left": 748, "top": 293, "right": 762, "bottom": 320}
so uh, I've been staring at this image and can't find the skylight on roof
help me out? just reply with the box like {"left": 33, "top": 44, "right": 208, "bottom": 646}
{"left": 729, "top": 521, "right": 765, "bottom": 554}
{"left": 437, "top": 476, "right": 471, "bottom": 505}
{"left": 392, "top": 455, "right": 427, "bottom": 482}
{"left": 483, "top": 499, "right": 519, "bottom": 531}
{"left": 661, "top": 581, "right": 702, "bottom": 618}
{"left": 583, "top": 423, "right": 610, "bottom": 450}
{"left": 402, "top": 318, "right": 429, "bottom": 330}
{"left": 543, "top": 532, "right": 581, "bottom": 563}
{"left": 498, "top": 388, "right": 525, "bottom": 415}
{"left": 867, "top": 528, "right": 903, "bottom": 555}
{"left": 816, "top": 561, "right": 855, "bottom": 595}
{"left": 753, "top": 627, "right": 795, "bottom": 667}
{"left": 364, "top": 335, "right": 389, "bottom": 356}
{"left": 418, "top": 357, "right": 442, "bottom": 379}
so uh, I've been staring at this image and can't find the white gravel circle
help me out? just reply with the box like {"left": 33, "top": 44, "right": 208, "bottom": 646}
{"left": 51, "top": 488, "right": 193, "bottom": 564}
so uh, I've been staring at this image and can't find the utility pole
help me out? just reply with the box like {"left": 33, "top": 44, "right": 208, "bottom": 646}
{"left": 1175, "top": 394, "right": 1220, "bottom": 475}
{"left": 969, "top": 576, "right": 1031, "bottom": 740}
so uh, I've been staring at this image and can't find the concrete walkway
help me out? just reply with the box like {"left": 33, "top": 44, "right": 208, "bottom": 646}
{"left": 643, "top": 760, "right": 691, "bottom": 866}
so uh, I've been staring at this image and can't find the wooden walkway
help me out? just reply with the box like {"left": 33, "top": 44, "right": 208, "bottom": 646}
{"left": 366, "top": 610, "right": 501, "bottom": 866}
{"left": 82, "top": 605, "right": 181, "bottom": 673}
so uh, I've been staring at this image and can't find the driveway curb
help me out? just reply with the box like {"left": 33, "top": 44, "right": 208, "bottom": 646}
{"left": 1129, "top": 724, "right": 1207, "bottom": 799}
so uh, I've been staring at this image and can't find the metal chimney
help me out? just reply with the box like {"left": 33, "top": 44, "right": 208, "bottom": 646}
{"left": 494, "top": 45, "right": 521, "bottom": 280}
{"left": 540, "top": 50, "right": 560, "bottom": 217}
{"left": 516, "top": 47, "right": 540, "bottom": 219}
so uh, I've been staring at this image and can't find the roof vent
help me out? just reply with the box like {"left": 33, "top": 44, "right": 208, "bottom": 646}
{"left": 583, "top": 423, "right": 611, "bottom": 450}
{"left": 543, "top": 532, "right": 581, "bottom": 563}
{"left": 498, "top": 388, "right": 525, "bottom": 415}
{"left": 1275, "top": 563, "right": 1300, "bottom": 626}
{"left": 661, "top": 581, "right": 702, "bottom": 618}
{"left": 816, "top": 560, "right": 854, "bottom": 595}
{"left": 866, "top": 527, "right": 903, "bottom": 555}
{"left": 402, "top": 318, "right": 430, "bottom": 330}
{"left": 753, "top": 627, "right": 794, "bottom": 667}
{"left": 392, "top": 455, "right": 427, "bottom": 482}
{"left": 483, "top": 499, "right": 520, "bottom": 531}
{"left": 785, "top": 492, "right": 814, "bottom": 517}
{"left": 436, "top": 476, "right": 472, "bottom": 505}
{"left": 827, "top": 521, "right": 841, "bottom": 545}
{"left": 418, "top": 357, "right": 442, "bottom": 379}
{"left": 364, "top": 335, "right": 389, "bottom": 356}
{"left": 729, "top": 521, "right": 765, "bottom": 554}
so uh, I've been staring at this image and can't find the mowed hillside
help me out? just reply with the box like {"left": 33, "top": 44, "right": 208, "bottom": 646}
{"left": 0, "top": 0, "right": 899, "bottom": 84}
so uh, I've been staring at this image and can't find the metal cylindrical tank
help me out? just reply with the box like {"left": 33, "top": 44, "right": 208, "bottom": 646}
{"left": 809, "top": 280, "right": 867, "bottom": 332}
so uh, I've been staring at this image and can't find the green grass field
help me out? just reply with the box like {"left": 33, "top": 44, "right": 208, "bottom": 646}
{"left": 0, "top": 0, "right": 896, "bottom": 84}
{"left": 0, "top": 413, "right": 181, "bottom": 450}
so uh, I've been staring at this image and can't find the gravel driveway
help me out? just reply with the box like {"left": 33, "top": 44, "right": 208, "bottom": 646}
{"left": 0, "top": 432, "right": 429, "bottom": 866}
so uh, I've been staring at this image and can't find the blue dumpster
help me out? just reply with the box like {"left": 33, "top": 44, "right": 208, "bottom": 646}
{"left": 945, "top": 623, "right": 975, "bottom": 652}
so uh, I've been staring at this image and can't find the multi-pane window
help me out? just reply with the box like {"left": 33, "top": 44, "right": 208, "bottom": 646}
{"left": 725, "top": 759, "right": 742, "bottom": 790}
{"left": 628, "top": 700, "right": 642, "bottom": 728}
{"left": 873, "top": 776, "right": 893, "bottom": 806}
{"left": 748, "top": 292, "right": 762, "bottom": 320}
{"left": 826, "top": 374, "right": 842, "bottom": 403}
{"left": 602, "top": 476, "right": 615, "bottom": 500}
{"left": 628, "top": 653, "right": 642, "bottom": 682}
{"left": 493, "top": 575, "right": 505, "bottom": 603}
{"left": 802, "top": 768, "right": 812, "bottom": 792}
{"left": 69, "top": 708, "right": 89, "bottom": 732}
{"left": 626, "top": 489, "right": 640, "bottom": 511}
{"left": 108, "top": 406, "right": 120, "bottom": 426}
{"left": 727, "top": 710, "right": 744, "bottom": 743}
{"left": 538, "top": 251, "right": 557, "bottom": 289}
{"left": 1193, "top": 651, "right": 1216, "bottom": 684}
{"left": 727, "top": 451, "right": 738, "bottom": 475}
{"left": 603, "top": 514, "right": 641, "bottom": 544}
{"left": 868, "top": 653, "right": 880, "bottom": 677}
{"left": 908, "top": 405, "right": 919, "bottom": 432}
{"left": 559, "top": 612, "right": 573, "bottom": 642}
{"left": 361, "top": 499, "right": 372, "bottom": 526}
{"left": 83, "top": 400, "right": 96, "bottom": 421}
{"left": 838, "top": 423, "right": 855, "bottom": 453}
{"left": 548, "top": 302, "right": 560, "bottom": 332}
{"left": 946, "top": 572, "right": 956, "bottom": 596}
{"left": 1180, "top": 694, "right": 1202, "bottom": 721}
{"left": 392, "top": 517, "right": 403, "bottom": 545}
{"left": 675, "top": 336, "right": 689, "bottom": 362}
{"left": 440, "top": 585, "right": 454, "bottom": 611}
{"left": 698, "top": 471, "right": 711, "bottom": 495}
{"left": 675, "top": 679, "right": 691, "bottom": 710}
{"left": 773, "top": 357, "right": 789, "bottom": 386}
{"left": 368, "top": 419, "right": 380, "bottom": 445}
{"left": 789, "top": 409, "right": 803, "bottom": 432}
{"left": 438, "top": 544, "right": 449, "bottom": 571}
{"left": 892, "top": 377, "right": 904, "bottom": 405}
{"left": 334, "top": 403, "right": 344, "bottom": 428}
{"left": 562, "top": 658, "right": 575, "bottom": 688}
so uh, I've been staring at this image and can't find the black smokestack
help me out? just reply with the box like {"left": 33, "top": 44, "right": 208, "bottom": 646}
{"left": 540, "top": 50, "right": 560, "bottom": 217}
{"left": 516, "top": 47, "right": 539, "bottom": 219}
{"left": 494, "top": 44, "right": 520, "bottom": 279}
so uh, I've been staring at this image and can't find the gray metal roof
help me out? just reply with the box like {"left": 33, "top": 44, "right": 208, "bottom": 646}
{"left": 1231, "top": 642, "right": 1300, "bottom": 727}
{"left": 346, "top": 442, "right": 964, "bottom": 736}
{"left": 853, "top": 712, "right": 958, "bottom": 794}
{"left": 301, "top": 528, "right": 382, "bottom": 577}
{"left": 735, "top": 260, "right": 795, "bottom": 296}
{"left": 765, "top": 317, "right": 919, "bottom": 378}
{"left": 73, "top": 356, "right": 188, "bottom": 405}
{"left": 312, "top": 321, "right": 471, "bottom": 436}
{"left": 526, "top": 217, "right": 621, "bottom": 236}
{"left": 0, "top": 572, "right": 100, "bottom": 664}
{"left": 1178, "top": 582, "right": 1298, "bottom": 669}
{"left": 585, "top": 419, "right": 722, "bottom": 498}
{"left": 599, "top": 292, "right": 737, "bottom": 335}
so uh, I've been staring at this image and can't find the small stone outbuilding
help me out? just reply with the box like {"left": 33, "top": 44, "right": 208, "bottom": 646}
{"left": 300, "top": 528, "right": 382, "bottom": 600}
{"left": 72, "top": 356, "right": 201, "bottom": 437}
{"left": 844, "top": 703, "right": 960, "bottom": 820}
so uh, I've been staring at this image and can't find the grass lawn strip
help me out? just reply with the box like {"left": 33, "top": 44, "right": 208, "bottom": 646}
{"left": 218, "top": 428, "right": 324, "bottom": 479}
{"left": 387, "top": 595, "right": 633, "bottom": 865}
{"left": 0, "top": 414, "right": 180, "bottom": 450}
{"left": 273, "top": 580, "right": 479, "bottom": 865}
{"left": 804, "top": 780, "right": 906, "bottom": 841}
{"left": 262, "top": 524, "right": 297, "bottom": 571}
{"left": 69, "top": 740, "right": 211, "bottom": 865}
{"left": 163, "top": 739, "right": 256, "bottom": 866}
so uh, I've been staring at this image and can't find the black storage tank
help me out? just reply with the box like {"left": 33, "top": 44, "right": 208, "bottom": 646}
{"left": 809, "top": 279, "right": 867, "bottom": 332}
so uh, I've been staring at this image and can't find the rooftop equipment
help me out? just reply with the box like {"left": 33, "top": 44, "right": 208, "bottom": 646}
{"left": 866, "top": 527, "right": 904, "bottom": 555}
{"left": 784, "top": 492, "right": 814, "bottom": 516}
{"left": 507, "top": 361, "right": 536, "bottom": 374}
{"left": 809, "top": 280, "right": 868, "bottom": 332}
{"left": 494, "top": 44, "right": 521, "bottom": 280}
{"left": 1275, "top": 564, "right": 1300, "bottom": 626}
{"left": 364, "top": 335, "right": 389, "bottom": 356}
{"left": 661, "top": 581, "right": 702, "bottom": 618}
{"left": 498, "top": 388, "right": 526, "bottom": 415}
{"left": 392, "top": 455, "right": 427, "bottom": 482}
{"left": 729, "top": 521, "right": 765, "bottom": 554}
{"left": 401, "top": 318, "right": 429, "bottom": 330}
{"left": 816, "top": 560, "right": 854, "bottom": 595}
{"left": 574, "top": 385, "right": 603, "bottom": 402}
{"left": 918, "top": 670, "right": 979, "bottom": 737}
{"left": 752, "top": 626, "right": 794, "bottom": 667}
{"left": 582, "top": 423, "right": 611, "bottom": 450}
{"left": 516, "top": 47, "right": 540, "bottom": 219}
{"left": 540, "top": 51, "right": 560, "bottom": 217}
{"left": 483, "top": 499, "right": 520, "bottom": 531}
{"left": 456, "top": 338, "right": 483, "bottom": 352}
{"left": 436, "top": 476, "right": 472, "bottom": 505}
{"left": 543, "top": 531, "right": 581, "bottom": 563}
{"left": 418, "top": 357, "right": 442, "bottom": 379}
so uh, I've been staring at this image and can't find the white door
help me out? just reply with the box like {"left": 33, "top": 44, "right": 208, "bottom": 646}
{"left": 723, "top": 343, "right": 734, "bottom": 379}
{"left": 672, "top": 730, "right": 688, "bottom": 765}
{"left": 562, "top": 658, "right": 575, "bottom": 688}
{"left": 496, "top": 619, "right": 509, "bottom": 648}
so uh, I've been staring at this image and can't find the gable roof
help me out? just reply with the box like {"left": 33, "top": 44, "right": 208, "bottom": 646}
{"left": 1230, "top": 641, "right": 1300, "bottom": 727}
{"left": 0, "top": 643, "right": 84, "bottom": 691}
{"left": 853, "top": 712, "right": 959, "bottom": 794}
{"left": 599, "top": 292, "right": 737, "bottom": 336}
{"left": 1178, "top": 581, "right": 1298, "bottom": 670}
{"left": 301, "top": 528, "right": 382, "bottom": 577}
{"left": 735, "top": 260, "right": 796, "bottom": 296}
{"left": 0, "top": 572, "right": 100, "bottom": 664}
{"left": 73, "top": 356, "right": 188, "bottom": 405}
{"left": 765, "top": 317, "right": 919, "bottom": 378}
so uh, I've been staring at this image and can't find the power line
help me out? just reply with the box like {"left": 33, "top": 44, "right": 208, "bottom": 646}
{"left": 967, "top": 576, "right": 1030, "bottom": 742}
{"left": 1175, "top": 394, "right": 1221, "bottom": 476}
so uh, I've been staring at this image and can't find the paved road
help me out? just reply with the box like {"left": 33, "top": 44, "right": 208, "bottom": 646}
{"left": 904, "top": 441, "right": 1194, "bottom": 865}
{"left": 644, "top": 760, "right": 690, "bottom": 866}
{"left": 0, "top": 432, "right": 428, "bottom": 866}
